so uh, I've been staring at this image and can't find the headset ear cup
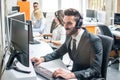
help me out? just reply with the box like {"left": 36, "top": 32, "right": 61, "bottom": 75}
{"left": 75, "top": 19, "right": 83, "bottom": 29}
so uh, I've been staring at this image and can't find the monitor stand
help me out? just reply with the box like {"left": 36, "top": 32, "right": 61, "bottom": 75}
{"left": 29, "top": 40, "right": 41, "bottom": 44}
{"left": 1, "top": 60, "right": 37, "bottom": 80}
{"left": 6, "top": 60, "right": 31, "bottom": 73}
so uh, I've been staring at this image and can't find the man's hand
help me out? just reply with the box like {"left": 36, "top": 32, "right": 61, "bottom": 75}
{"left": 53, "top": 68, "right": 76, "bottom": 79}
{"left": 31, "top": 57, "right": 45, "bottom": 66}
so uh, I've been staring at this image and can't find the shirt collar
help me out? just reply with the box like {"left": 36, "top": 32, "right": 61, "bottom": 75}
{"left": 72, "top": 28, "right": 84, "bottom": 40}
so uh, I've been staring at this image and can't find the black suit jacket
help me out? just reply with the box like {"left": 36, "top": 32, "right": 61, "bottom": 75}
{"left": 44, "top": 30, "right": 103, "bottom": 80}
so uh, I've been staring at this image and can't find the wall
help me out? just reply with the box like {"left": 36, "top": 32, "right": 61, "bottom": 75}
{"left": 7, "top": 0, "right": 17, "bottom": 14}
{"left": 105, "top": 0, "right": 117, "bottom": 25}
{"left": 117, "top": 0, "right": 120, "bottom": 12}
{"left": 0, "top": 0, "right": 6, "bottom": 77}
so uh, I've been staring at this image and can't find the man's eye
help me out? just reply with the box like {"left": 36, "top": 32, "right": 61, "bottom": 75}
{"left": 67, "top": 22, "right": 72, "bottom": 25}
{"left": 64, "top": 22, "right": 73, "bottom": 26}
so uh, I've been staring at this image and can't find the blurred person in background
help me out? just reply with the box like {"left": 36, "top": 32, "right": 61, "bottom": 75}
{"left": 31, "top": 2, "right": 46, "bottom": 34}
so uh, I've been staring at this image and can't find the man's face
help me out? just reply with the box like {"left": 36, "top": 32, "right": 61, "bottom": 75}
{"left": 33, "top": 4, "right": 38, "bottom": 10}
{"left": 63, "top": 16, "right": 78, "bottom": 35}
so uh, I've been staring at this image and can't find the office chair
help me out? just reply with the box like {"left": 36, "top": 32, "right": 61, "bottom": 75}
{"left": 97, "top": 35, "right": 113, "bottom": 80}
{"left": 43, "top": 12, "right": 47, "bottom": 18}
{"left": 50, "top": 19, "right": 56, "bottom": 33}
{"left": 97, "top": 24, "right": 120, "bottom": 66}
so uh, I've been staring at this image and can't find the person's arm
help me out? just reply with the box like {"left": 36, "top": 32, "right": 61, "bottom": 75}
{"left": 43, "top": 42, "right": 68, "bottom": 62}
{"left": 53, "top": 68, "right": 76, "bottom": 79}
{"left": 73, "top": 37, "right": 103, "bottom": 79}
{"left": 31, "top": 57, "right": 45, "bottom": 66}
{"left": 31, "top": 41, "right": 68, "bottom": 65}
{"left": 31, "top": 12, "right": 36, "bottom": 25}
{"left": 43, "top": 33, "right": 52, "bottom": 37}
{"left": 50, "top": 40, "right": 61, "bottom": 46}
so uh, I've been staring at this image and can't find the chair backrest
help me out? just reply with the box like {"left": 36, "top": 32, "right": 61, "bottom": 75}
{"left": 97, "top": 25, "right": 114, "bottom": 38}
{"left": 98, "top": 35, "right": 113, "bottom": 79}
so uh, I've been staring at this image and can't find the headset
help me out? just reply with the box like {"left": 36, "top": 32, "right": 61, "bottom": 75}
{"left": 75, "top": 14, "right": 83, "bottom": 29}
{"left": 55, "top": 11, "right": 62, "bottom": 23}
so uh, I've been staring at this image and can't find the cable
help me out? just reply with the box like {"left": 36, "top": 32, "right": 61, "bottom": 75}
{"left": 0, "top": 43, "right": 13, "bottom": 79}
{"left": 66, "top": 60, "right": 71, "bottom": 67}
{"left": 0, "top": 46, "right": 9, "bottom": 79}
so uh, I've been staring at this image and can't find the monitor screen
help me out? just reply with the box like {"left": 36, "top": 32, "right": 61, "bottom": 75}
{"left": 12, "top": 6, "right": 20, "bottom": 12}
{"left": 6, "top": 12, "right": 29, "bottom": 68}
{"left": 26, "top": 20, "right": 34, "bottom": 43}
{"left": 114, "top": 13, "right": 120, "bottom": 25}
{"left": 86, "top": 9, "right": 96, "bottom": 18}
{"left": 26, "top": 20, "right": 40, "bottom": 44}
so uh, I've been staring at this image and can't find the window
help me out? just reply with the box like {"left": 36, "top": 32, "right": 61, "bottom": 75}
{"left": 88, "top": 0, "right": 105, "bottom": 10}
{"left": 42, "top": 0, "right": 58, "bottom": 12}
{"left": 61, "top": 0, "right": 80, "bottom": 10}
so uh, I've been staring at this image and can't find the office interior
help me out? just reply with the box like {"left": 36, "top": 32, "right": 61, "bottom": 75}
{"left": 0, "top": 0, "right": 120, "bottom": 80}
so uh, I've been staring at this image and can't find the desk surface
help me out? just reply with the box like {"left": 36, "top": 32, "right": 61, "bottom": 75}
{"left": 111, "top": 31, "right": 120, "bottom": 37}
{"left": 1, "top": 41, "right": 70, "bottom": 80}
{"left": 29, "top": 41, "right": 53, "bottom": 58}
{"left": 108, "top": 25, "right": 120, "bottom": 37}
{"left": 83, "top": 21, "right": 103, "bottom": 26}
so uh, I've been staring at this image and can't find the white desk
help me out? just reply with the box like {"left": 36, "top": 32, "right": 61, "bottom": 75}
{"left": 111, "top": 31, "right": 120, "bottom": 37}
{"left": 29, "top": 41, "right": 72, "bottom": 80}
{"left": 1, "top": 41, "right": 70, "bottom": 80}
{"left": 108, "top": 25, "right": 120, "bottom": 37}
{"left": 83, "top": 21, "right": 103, "bottom": 26}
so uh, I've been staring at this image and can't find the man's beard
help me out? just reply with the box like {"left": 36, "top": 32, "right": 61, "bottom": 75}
{"left": 66, "top": 27, "right": 78, "bottom": 35}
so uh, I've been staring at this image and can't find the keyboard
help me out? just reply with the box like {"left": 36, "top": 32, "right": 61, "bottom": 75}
{"left": 115, "top": 28, "right": 120, "bottom": 32}
{"left": 34, "top": 66, "right": 64, "bottom": 80}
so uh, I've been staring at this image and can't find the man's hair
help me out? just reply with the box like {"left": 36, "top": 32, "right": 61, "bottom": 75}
{"left": 33, "top": 2, "right": 38, "bottom": 5}
{"left": 64, "top": 8, "right": 83, "bottom": 22}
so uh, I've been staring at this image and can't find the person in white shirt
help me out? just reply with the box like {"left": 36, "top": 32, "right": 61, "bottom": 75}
{"left": 41, "top": 10, "right": 66, "bottom": 50}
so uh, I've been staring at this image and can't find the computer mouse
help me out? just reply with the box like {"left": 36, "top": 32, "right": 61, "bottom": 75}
{"left": 115, "top": 28, "right": 120, "bottom": 31}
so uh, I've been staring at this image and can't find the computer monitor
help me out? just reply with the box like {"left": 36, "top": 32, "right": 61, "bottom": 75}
{"left": 26, "top": 20, "right": 33, "bottom": 43}
{"left": 26, "top": 20, "right": 40, "bottom": 44}
{"left": 86, "top": 9, "right": 96, "bottom": 18}
{"left": 114, "top": 13, "right": 120, "bottom": 25}
{"left": 6, "top": 12, "right": 29, "bottom": 70}
{"left": 12, "top": 6, "right": 20, "bottom": 12}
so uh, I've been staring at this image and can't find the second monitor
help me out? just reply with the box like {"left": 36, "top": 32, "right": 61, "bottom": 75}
{"left": 114, "top": 13, "right": 120, "bottom": 25}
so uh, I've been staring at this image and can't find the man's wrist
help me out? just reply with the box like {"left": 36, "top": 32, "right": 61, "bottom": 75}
{"left": 40, "top": 57, "right": 45, "bottom": 62}
{"left": 50, "top": 40, "right": 52, "bottom": 43}
{"left": 69, "top": 72, "right": 76, "bottom": 79}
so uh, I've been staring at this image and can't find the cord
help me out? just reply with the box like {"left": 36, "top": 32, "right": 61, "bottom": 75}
{"left": 0, "top": 44, "right": 13, "bottom": 79}
{"left": 66, "top": 60, "right": 71, "bottom": 67}
{"left": 0, "top": 46, "right": 9, "bottom": 79}
{"left": 11, "top": 61, "right": 31, "bottom": 74}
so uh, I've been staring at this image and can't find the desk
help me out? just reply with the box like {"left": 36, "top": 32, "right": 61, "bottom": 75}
{"left": 83, "top": 21, "right": 103, "bottom": 26}
{"left": 1, "top": 41, "right": 70, "bottom": 80}
{"left": 111, "top": 31, "right": 120, "bottom": 37}
{"left": 111, "top": 31, "right": 120, "bottom": 71}
{"left": 108, "top": 25, "right": 120, "bottom": 37}
{"left": 110, "top": 28, "right": 120, "bottom": 71}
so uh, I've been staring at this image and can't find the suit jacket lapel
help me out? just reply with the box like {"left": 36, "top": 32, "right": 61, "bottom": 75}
{"left": 76, "top": 30, "right": 89, "bottom": 52}
{"left": 66, "top": 35, "right": 72, "bottom": 49}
